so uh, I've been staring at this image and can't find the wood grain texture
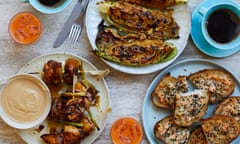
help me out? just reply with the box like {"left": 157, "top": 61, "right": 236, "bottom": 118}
{"left": 0, "top": 0, "right": 239, "bottom": 143}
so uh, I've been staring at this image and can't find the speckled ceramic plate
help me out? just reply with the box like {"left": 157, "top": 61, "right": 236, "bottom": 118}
{"left": 142, "top": 58, "right": 240, "bottom": 144}
{"left": 17, "top": 52, "right": 111, "bottom": 144}
{"left": 85, "top": 0, "right": 191, "bottom": 74}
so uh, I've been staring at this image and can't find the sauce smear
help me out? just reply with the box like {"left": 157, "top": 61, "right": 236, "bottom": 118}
{"left": 9, "top": 12, "right": 42, "bottom": 45}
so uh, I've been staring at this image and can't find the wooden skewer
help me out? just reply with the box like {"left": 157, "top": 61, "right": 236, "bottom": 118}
{"left": 88, "top": 69, "right": 110, "bottom": 81}
{"left": 28, "top": 69, "right": 110, "bottom": 80}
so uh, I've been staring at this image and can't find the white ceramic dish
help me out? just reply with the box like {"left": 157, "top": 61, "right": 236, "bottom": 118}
{"left": 85, "top": 0, "right": 191, "bottom": 74}
{"left": 17, "top": 52, "right": 111, "bottom": 144}
{"left": 142, "top": 58, "right": 240, "bottom": 144}
{"left": 0, "top": 74, "right": 51, "bottom": 129}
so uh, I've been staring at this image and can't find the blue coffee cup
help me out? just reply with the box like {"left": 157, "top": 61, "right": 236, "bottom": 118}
{"left": 198, "top": 0, "right": 240, "bottom": 50}
{"left": 25, "top": 0, "right": 72, "bottom": 14}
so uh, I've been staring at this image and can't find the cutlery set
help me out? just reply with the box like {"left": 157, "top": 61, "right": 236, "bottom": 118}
{"left": 53, "top": 0, "right": 89, "bottom": 48}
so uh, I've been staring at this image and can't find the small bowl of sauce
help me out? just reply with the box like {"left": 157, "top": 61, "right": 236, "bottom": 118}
{"left": 8, "top": 12, "right": 42, "bottom": 45}
{"left": 0, "top": 74, "right": 51, "bottom": 129}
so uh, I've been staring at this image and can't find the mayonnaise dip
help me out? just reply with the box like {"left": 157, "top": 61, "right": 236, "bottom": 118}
{"left": 0, "top": 74, "right": 51, "bottom": 128}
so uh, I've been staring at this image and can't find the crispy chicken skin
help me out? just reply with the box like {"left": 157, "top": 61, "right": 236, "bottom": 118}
{"left": 63, "top": 58, "right": 82, "bottom": 85}
{"left": 41, "top": 133, "right": 63, "bottom": 144}
{"left": 42, "top": 60, "right": 63, "bottom": 85}
{"left": 41, "top": 120, "right": 95, "bottom": 144}
{"left": 63, "top": 125, "right": 82, "bottom": 144}
{"left": 41, "top": 58, "right": 99, "bottom": 144}
{"left": 42, "top": 96, "right": 96, "bottom": 144}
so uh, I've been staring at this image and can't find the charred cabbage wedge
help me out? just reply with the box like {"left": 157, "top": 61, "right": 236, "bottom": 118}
{"left": 95, "top": 22, "right": 177, "bottom": 66}
{"left": 119, "top": 0, "right": 188, "bottom": 9}
{"left": 98, "top": 1, "right": 180, "bottom": 39}
{"left": 95, "top": 1, "right": 181, "bottom": 66}
{"left": 94, "top": 39, "right": 177, "bottom": 66}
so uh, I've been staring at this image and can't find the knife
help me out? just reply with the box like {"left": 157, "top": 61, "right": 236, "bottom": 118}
{"left": 53, "top": 0, "right": 88, "bottom": 48}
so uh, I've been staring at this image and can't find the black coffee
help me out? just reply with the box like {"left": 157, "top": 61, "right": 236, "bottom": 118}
{"left": 39, "top": 0, "right": 61, "bottom": 6}
{"left": 206, "top": 9, "right": 240, "bottom": 43}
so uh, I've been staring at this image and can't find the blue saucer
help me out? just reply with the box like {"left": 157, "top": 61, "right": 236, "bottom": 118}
{"left": 191, "top": 0, "right": 240, "bottom": 58}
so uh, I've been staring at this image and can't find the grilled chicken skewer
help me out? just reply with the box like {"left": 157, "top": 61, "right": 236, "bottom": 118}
{"left": 41, "top": 59, "right": 101, "bottom": 144}
{"left": 29, "top": 59, "right": 109, "bottom": 85}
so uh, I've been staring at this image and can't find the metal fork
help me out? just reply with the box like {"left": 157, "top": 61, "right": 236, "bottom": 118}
{"left": 68, "top": 0, "right": 89, "bottom": 44}
{"left": 68, "top": 23, "right": 82, "bottom": 43}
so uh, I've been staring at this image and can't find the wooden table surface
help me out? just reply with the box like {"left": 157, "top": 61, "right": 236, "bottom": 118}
{"left": 0, "top": 0, "right": 239, "bottom": 144}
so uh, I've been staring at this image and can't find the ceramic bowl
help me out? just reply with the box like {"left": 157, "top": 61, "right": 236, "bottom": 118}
{"left": 29, "top": 0, "right": 72, "bottom": 14}
{"left": 0, "top": 74, "right": 51, "bottom": 129}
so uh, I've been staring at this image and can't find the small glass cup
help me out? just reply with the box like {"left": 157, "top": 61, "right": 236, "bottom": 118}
{"left": 8, "top": 12, "right": 42, "bottom": 45}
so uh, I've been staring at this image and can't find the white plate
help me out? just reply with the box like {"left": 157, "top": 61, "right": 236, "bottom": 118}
{"left": 17, "top": 52, "right": 111, "bottom": 144}
{"left": 142, "top": 58, "right": 240, "bottom": 144}
{"left": 85, "top": 0, "right": 191, "bottom": 74}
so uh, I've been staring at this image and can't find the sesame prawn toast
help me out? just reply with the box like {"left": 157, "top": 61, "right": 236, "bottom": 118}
{"left": 174, "top": 89, "right": 209, "bottom": 127}
{"left": 201, "top": 115, "right": 240, "bottom": 144}
{"left": 188, "top": 126, "right": 208, "bottom": 144}
{"left": 188, "top": 69, "right": 235, "bottom": 104}
{"left": 214, "top": 96, "right": 240, "bottom": 123}
{"left": 151, "top": 73, "right": 188, "bottom": 109}
{"left": 154, "top": 116, "right": 190, "bottom": 144}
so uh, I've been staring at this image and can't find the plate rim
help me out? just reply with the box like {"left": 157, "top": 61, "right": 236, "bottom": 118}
{"left": 142, "top": 58, "right": 240, "bottom": 144}
{"left": 85, "top": 0, "right": 191, "bottom": 75}
{"left": 17, "top": 52, "right": 111, "bottom": 144}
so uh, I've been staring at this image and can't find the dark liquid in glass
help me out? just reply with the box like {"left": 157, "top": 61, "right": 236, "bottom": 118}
{"left": 39, "top": 0, "right": 61, "bottom": 6}
{"left": 206, "top": 9, "right": 240, "bottom": 43}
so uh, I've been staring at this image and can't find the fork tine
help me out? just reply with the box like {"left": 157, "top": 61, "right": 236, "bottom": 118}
{"left": 71, "top": 24, "right": 78, "bottom": 41}
{"left": 74, "top": 25, "right": 82, "bottom": 42}
{"left": 68, "top": 24, "right": 82, "bottom": 43}
{"left": 72, "top": 24, "right": 81, "bottom": 42}
{"left": 68, "top": 24, "right": 75, "bottom": 41}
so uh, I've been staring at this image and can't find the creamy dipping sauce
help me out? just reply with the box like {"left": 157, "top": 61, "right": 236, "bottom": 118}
{"left": 0, "top": 75, "right": 49, "bottom": 124}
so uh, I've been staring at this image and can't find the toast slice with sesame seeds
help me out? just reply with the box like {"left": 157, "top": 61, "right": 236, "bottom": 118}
{"left": 214, "top": 96, "right": 240, "bottom": 123}
{"left": 174, "top": 89, "right": 209, "bottom": 127}
{"left": 201, "top": 115, "right": 240, "bottom": 144}
{"left": 154, "top": 116, "right": 190, "bottom": 144}
{"left": 188, "top": 69, "right": 235, "bottom": 104}
{"left": 188, "top": 126, "right": 208, "bottom": 144}
{"left": 151, "top": 73, "right": 188, "bottom": 109}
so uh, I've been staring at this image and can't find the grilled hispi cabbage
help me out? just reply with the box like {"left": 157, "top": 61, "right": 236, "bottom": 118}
{"left": 94, "top": 39, "right": 177, "bottom": 66}
{"left": 119, "top": 0, "right": 188, "bottom": 9}
{"left": 95, "top": 1, "right": 181, "bottom": 66}
{"left": 98, "top": 1, "right": 179, "bottom": 38}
